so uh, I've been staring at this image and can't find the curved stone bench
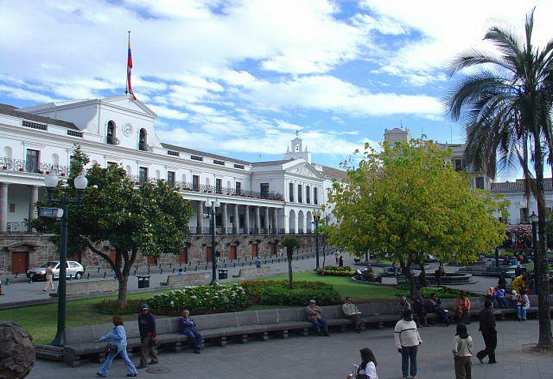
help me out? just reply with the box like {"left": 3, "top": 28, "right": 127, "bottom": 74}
{"left": 56, "top": 295, "right": 552, "bottom": 366}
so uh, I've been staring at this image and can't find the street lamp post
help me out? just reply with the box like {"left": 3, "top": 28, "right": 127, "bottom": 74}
{"left": 205, "top": 198, "right": 220, "bottom": 285}
{"left": 313, "top": 213, "right": 320, "bottom": 271}
{"left": 44, "top": 172, "right": 88, "bottom": 347}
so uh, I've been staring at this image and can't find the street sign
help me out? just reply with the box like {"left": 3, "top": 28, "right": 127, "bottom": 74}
{"left": 39, "top": 207, "right": 64, "bottom": 218}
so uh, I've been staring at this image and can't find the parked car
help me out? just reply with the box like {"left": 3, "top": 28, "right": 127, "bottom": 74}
{"left": 26, "top": 261, "right": 85, "bottom": 281}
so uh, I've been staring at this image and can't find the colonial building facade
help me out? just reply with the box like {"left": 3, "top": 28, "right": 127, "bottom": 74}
{"left": 0, "top": 96, "right": 344, "bottom": 274}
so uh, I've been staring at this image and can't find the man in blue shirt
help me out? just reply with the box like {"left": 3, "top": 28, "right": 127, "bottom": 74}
{"left": 178, "top": 309, "right": 203, "bottom": 354}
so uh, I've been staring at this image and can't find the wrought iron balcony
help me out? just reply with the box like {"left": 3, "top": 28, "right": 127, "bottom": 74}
{"left": 0, "top": 157, "right": 68, "bottom": 176}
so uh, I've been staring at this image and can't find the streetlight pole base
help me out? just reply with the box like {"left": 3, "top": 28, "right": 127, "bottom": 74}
{"left": 51, "top": 330, "right": 66, "bottom": 347}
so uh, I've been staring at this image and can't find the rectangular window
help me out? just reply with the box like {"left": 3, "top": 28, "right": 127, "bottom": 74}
{"left": 25, "top": 149, "right": 40, "bottom": 173}
{"left": 298, "top": 184, "right": 303, "bottom": 203}
{"left": 306, "top": 185, "right": 310, "bottom": 204}
{"left": 289, "top": 182, "right": 294, "bottom": 202}
{"left": 22, "top": 120, "right": 47, "bottom": 130}
{"left": 234, "top": 164, "right": 244, "bottom": 169}
{"left": 454, "top": 159, "right": 464, "bottom": 171}
{"left": 167, "top": 171, "right": 176, "bottom": 187}
{"left": 167, "top": 150, "right": 180, "bottom": 157}
{"left": 216, "top": 178, "right": 222, "bottom": 193}
{"left": 9, "top": 203, "right": 15, "bottom": 213}
{"left": 190, "top": 155, "right": 203, "bottom": 161}
{"left": 192, "top": 175, "right": 200, "bottom": 191}
{"left": 520, "top": 208, "right": 529, "bottom": 224}
{"left": 235, "top": 181, "right": 241, "bottom": 194}
{"left": 475, "top": 177, "right": 485, "bottom": 189}
{"left": 67, "top": 130, "right": 83, "bottom": 137}
{"left": 139, "top": 167, "right": 148, "bottom": 184}
{"left": 213, "top": 160, "right": 225, "bottom": 165}
{"left": 314, "top": 187, "right": 318, "bottom": 205}
{"left": 260, "top": 183, "right": 269, "bottom": 197}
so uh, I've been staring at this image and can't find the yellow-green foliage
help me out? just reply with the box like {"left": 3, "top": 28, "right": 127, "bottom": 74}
{"left": 329, "top": 140, "right": 507, "bottom": 268}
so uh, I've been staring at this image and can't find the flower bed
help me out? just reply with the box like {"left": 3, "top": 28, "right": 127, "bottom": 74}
{"left": 318, "top": 265, "right": 355, "bottom": 277}
{"left": 242, "top": 280, "right": 341, "bottom": 306}
{"left": 147, "top": 283, "right": 250, "bottom": 316}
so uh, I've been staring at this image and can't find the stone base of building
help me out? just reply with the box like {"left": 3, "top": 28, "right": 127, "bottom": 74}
{"left": 0, "top": 233, "right": 316, "bottom": 274}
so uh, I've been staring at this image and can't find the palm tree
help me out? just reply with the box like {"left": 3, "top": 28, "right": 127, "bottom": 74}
{"left": 447, "top": 9, "right": 553, "bottom": 348}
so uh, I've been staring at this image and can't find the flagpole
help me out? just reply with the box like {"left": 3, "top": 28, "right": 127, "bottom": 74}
{"left": 125, "top": 31, "right": 130, "bottom": 96}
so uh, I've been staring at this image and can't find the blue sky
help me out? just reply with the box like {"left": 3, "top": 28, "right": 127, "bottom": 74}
{"left": 0, "top": 0, "right": 551, "bottom": 176}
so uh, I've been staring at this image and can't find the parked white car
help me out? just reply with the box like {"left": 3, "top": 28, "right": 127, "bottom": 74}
{"left": 26, "top": 261, "right": 85, "bottom": 281}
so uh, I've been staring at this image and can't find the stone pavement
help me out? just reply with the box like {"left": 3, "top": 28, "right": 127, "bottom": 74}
{"left": 29, "top": 320, "right": 553, "bottom": 379}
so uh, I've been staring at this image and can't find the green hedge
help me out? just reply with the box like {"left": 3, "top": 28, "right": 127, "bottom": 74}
{"left": 146, "top": 283, "right": 250, "bottom": 316}
{"left": 242, "top": 280, "right": 341, "bottom": 306}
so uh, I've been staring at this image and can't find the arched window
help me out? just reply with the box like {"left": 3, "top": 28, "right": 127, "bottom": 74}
{"left": 139, "top": 128, "right": 148, "bottom": 151}
{"left": 51, "top": 153, "right": 60, "bottom": 173}
{"left": 107, "top": 120, "right": 116, "bottom": 144}
{"left": 3, "top": 146, "right": 12, "bottom": 169}
{"left": 4, "top": 146, "right": 12, "bottom": 159}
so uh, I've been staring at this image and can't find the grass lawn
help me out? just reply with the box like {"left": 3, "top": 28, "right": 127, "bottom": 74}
{"left": 0, "top": 271, "right": 430, "bottom": 344}
{"left": 261, "top": 272, "right": 404, "bottom": 301}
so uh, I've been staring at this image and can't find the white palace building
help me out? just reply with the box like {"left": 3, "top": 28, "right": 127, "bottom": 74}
{"left": 0, "top": 95, "right": 345, "bottom": 274}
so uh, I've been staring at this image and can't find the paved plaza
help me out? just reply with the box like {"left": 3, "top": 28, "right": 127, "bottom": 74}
{"left": 30, "top": 320, "right": 553, "bottom": 379}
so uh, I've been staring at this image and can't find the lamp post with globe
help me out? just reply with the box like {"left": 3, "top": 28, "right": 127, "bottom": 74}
{"left": 44, "top": 172, "right": 88, "bottom": 346}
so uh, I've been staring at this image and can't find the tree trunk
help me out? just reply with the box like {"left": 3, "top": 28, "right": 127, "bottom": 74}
{"left": 287, "top": 250, "right": 293, "bottom": 289}
{"left": 401, "top": 264, "right": 418, "bottom": 299}
{"left": 117, "top": 274, "right": 129, "bottom": 309}
{"left": 533, "top": 139, "right": 553, "bottom": 348}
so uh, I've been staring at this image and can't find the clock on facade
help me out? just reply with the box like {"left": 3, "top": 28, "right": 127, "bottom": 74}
{"left": 122, "top": 123, "right": 133, "bottom": 137}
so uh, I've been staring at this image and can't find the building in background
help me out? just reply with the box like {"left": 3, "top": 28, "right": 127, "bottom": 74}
{"left": 0, "top": 96, "right": 344, "bottom": 274}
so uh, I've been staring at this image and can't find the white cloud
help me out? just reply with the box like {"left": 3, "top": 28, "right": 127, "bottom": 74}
{"left": 0, "top": 84, "right": 56, "bottom": 103}
{"left": 243, "top": 75, "right": 444, "bottom": 117}
{"left": 360, "top": 0, "right": 553, "bottom": 84}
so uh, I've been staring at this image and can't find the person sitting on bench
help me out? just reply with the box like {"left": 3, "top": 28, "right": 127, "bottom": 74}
{"left": 178, "top": 309, "right": 203, "bottom": 354}
{"left": 342, "top": 297, "right": 363, "bottom": 332}
{"left": 306, "top": 299, "right": 329, "bottom": 336}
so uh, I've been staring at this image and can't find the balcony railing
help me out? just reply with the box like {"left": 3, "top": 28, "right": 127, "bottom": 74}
{"left": 6, "top": 221, "right": 29, "bottom": 233}
{"left": 0, "top": 157, "right": 68, "bottom": 176}
{"left": 188, "top": 226, "right": 285, "bottom": 235}
{"left": 129, "top": 176, "right": 284, "bottom": 202}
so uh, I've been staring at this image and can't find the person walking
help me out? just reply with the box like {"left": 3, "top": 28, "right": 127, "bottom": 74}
{"left": 346, "top": 347, "right": 378, "bottom": 379}
{"left": 178, "top": 309, "right": 203, "bottom": 354}
{"left": 516, "top": 289, "right": 530, "bottom": 321}
{"left": 476, "top": 300, "right": 497, "bottom": 364}
{"left": 137, "top": 304, "right": 158, "bottom": 369}
{"left": 394, "top": 309, "right": 422, "bottom": 379}
{"left": 43, "top": 266, "right": 55, "bottom": 292}
{"left": 305, "top": 299, "right": 329, "bottom": 336}
{"left": 452, "top": 323, "right": 473, "bottom": 379}
{"left": 96, "top": 316, "right": 138, "bottom": 377}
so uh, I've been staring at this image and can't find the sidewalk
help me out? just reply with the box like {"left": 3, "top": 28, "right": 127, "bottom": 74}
{"left": 0, "top": 252, "right": 348, "bottom": 306}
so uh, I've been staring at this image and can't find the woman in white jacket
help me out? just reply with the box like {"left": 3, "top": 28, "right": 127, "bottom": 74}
{"left": 394, "top": 309, "right": 422, "bottom": 379}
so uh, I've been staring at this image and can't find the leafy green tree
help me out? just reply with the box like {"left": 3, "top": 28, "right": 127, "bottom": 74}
{"left": 329, "top": 140, "right": 507, "bottom": 297}
{"left": 281, "top": 236, "right": 300, "bottom": 289}
{"left": 35, "top": 147, "right": 192, "bottom": 308}
{"left": 447, "top": 9, "right": 553, "bottom": 347}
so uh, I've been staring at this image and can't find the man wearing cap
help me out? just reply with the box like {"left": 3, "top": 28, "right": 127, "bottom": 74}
{"left": 305, "top": 299, "right": 329, "bottom": 336}
{"left": 138, "top": 304, "right": 158, "bottom": 369}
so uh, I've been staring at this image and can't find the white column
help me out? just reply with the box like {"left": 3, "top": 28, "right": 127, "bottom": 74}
{"left": 0, "top": 183, "right": 8, "bottom": 233}
{"left": 273, "top": 208, "right": 279, "bottom": 234}
{"left": 245, "top": 205, "right": 250, "bottom": 234}
{"left": 265, "top": 207, "right": 270, "bottom": 233}
{"left": 28, "top": 185, "right": 39, "bottom": 232}
{"left": 284, "top": 210, "right": 289, "bottom": 234}
{"left": 234, "top": 204, "right": 239, "bottom": 233}
{"left": 255, "top": 207, "right": 261, "bottom": 234}
{"left": 223, "top": 203, "right": 228, "bottom": 234}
